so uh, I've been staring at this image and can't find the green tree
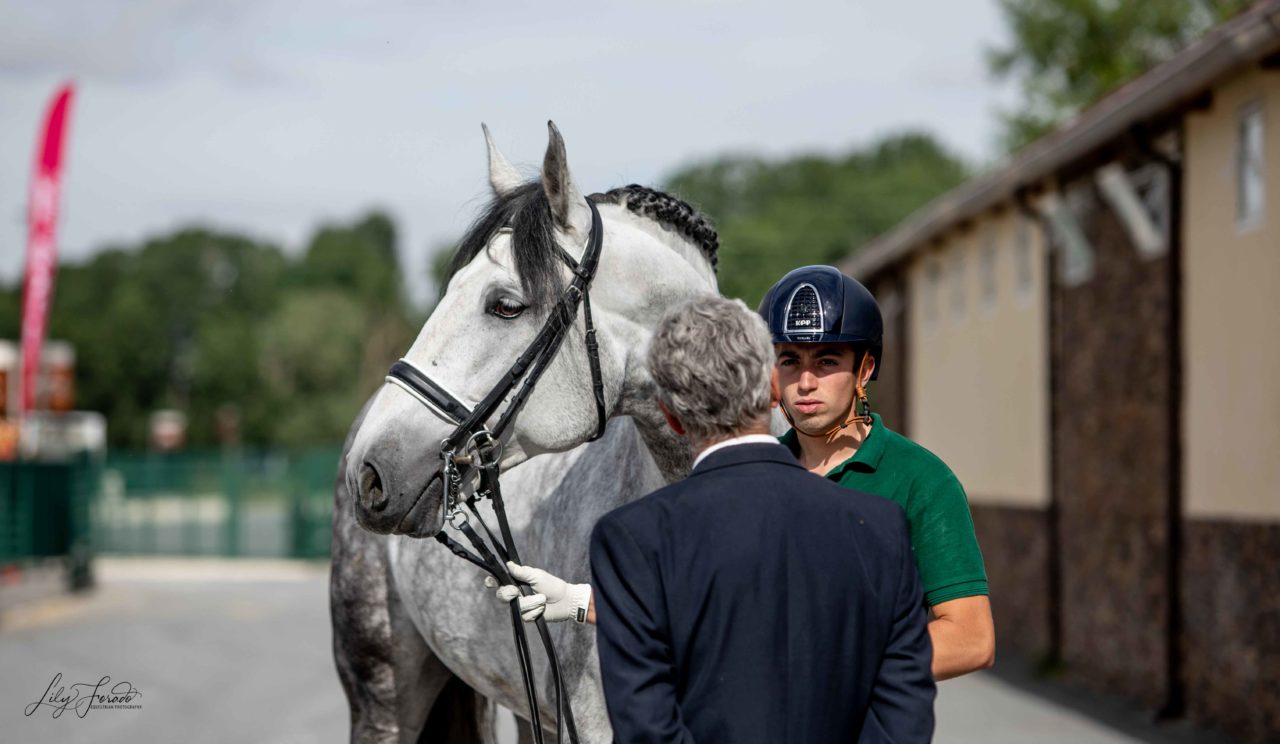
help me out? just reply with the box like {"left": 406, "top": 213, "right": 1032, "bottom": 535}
{"left": 258, "top": 290, "right": 369, "bottom": 447}
{"left": 0, "top": 210, "right": 416, "bottom": 449}
{"left": 664, "top": 133, "right": 968, "bottom": 304}
{"left": 39, "top": 230, "right": 290, "bottom": 447}
{"left": 301, "top": 211, "right": 404, "bottom": 313}
{"left": 989, "top": 0, "right": 1251, "bottom": 150}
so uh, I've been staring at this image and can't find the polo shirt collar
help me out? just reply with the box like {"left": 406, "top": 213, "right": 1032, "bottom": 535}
{"left": 779, "top": 413, "right": 886, "bottom": 476}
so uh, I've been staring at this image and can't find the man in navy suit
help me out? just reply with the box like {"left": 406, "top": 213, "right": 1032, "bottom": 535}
{"left": 587, "top": 295, "right": 935, "bottom": 743}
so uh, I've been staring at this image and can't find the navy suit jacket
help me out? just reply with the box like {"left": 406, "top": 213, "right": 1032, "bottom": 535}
{"left": 590, "top": 443, "right": 935, "bottom": 744}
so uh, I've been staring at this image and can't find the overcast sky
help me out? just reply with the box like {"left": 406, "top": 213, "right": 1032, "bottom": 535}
{"left": 1, "top": 0, "right": 1014, "bottom": 305}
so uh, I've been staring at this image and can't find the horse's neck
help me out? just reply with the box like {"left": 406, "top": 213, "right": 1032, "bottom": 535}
{"left": 509, "top": 407, "right": 687, "bottom": 518}
{"left": 620, "top": 399, "right": 691, "bottom": 484}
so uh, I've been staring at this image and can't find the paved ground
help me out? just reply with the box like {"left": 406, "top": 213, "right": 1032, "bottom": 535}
{"left": 1, "top": 559, "right": 346, "bottom": 744}
{"left": 0, "top": 558, "right": 1205, "bottom": 743}
{"left": 936, "top": 674, "right": 1142, "bottom": 744}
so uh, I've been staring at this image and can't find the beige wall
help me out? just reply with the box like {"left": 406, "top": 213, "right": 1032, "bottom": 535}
{"left": 904, "top": 207, "right": 1050, "bottom": 507}
{"left": 1183, "top": 67, "right": 1280, "bottom": 520}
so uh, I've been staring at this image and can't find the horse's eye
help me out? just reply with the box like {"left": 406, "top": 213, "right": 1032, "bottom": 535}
{"left": 489, "top": 298, "right": 526, "bottom": 319}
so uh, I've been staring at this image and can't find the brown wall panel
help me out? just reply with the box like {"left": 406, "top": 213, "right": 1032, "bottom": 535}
{"left": 867, "top": 273, "right": 908, "bottom": 434}
{"left": 971, "top": 503, "right": 1050, "bottom": 657}
{"left": 1051, "top": 176, "right": 1174, "bottom": 708}
{"left": 1182, "top": 519, "right": 1280, "bottom": 744}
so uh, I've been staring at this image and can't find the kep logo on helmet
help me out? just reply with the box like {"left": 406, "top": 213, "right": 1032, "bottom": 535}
{"left": 783, "top": 284, "right": 824, "bottom": 335}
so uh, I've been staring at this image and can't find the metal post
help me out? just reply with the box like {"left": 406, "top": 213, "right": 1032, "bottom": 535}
{"left": 17, "top": 463, "right": 34, "bottom": 561}
{"left": 222, "top": 447, "right": 242, "bottom": 557}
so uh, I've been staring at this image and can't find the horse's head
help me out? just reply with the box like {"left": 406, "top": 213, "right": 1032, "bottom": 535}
{"left": 347, "top": 122, "right": 718, "bottom": 536}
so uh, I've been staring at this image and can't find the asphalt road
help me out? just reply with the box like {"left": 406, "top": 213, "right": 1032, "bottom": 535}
{"left": 1, "top": 559, "right": 347, "bottom": 744}
{"left": 0, "top": 558, "right": 1166, "bottom": 744}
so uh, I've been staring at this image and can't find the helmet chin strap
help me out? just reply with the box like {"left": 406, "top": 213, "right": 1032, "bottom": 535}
{"left": 781, "top": 353, "right": 875, "bottom": 441}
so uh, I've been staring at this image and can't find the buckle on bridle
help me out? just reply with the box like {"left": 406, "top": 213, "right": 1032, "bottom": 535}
{"left": 465, "top": 429, "right": 502, "bottom": 469}
{"left": 440, "top": 429, "right": 504, "bottom": 518}
{"left": 446, "top": 509, "right": 469, "bottom": 530}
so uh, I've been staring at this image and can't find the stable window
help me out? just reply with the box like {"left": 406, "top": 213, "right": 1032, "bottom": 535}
{"left": 923, "top": 259, "right": 942, "bottom": 333}
{"left": 950, "top": 248, "right": 966, "bottom": 321}
{"left": 1015, "top": 213, "right": 1034, "bottom": 304}
{"left": 980, "top": 226, "right": 998, "bottom": 311}
{"left": 1238, "top": 102, "right": 1265, "bottom": 230}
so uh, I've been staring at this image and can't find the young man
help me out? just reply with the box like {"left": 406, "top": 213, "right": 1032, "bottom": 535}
{"left": 591, "top": 295, "right": 933, "bottom": 743}
{"left": 488, "top": 266, "right": 994, "bottom": 681}
{"left": 760, "top": 265, "right": 994, "bottom": 681}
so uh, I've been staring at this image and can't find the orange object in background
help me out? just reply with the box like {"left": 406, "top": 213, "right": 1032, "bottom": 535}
{"left": 0, "top": 340, "right": 80, "bottom": 460}
{"left": 0, "top": 340, "right": 13, "bottom": 420}
{"left": 0, "top": 339, "right": 76, "bottom": 418}
{"left": 0, "top": 342, "right": 16, "bottom": 460}
{"left": 0, "top": 419, "right": 18, "bottom": 461}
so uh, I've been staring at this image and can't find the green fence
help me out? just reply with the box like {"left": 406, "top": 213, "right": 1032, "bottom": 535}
{"left": 95, "top": 446, "right": 341, "bottom": 559}
{"left": 0, "top": 456, "right": 96, "bottom": 566}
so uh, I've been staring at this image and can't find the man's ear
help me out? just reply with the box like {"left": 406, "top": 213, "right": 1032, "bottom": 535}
{"left": 862, "top": 355, "right": 877, "bottom": 387}
{"left": 769, "top": 367, "right": 781, "bottom": 408}
{"left": 657, "top": 400, "right": 686, "bottom": 436}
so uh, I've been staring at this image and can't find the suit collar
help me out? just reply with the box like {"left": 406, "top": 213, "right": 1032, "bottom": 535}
{"left": 689, "top": 442, "right": 803, "bottom": 476}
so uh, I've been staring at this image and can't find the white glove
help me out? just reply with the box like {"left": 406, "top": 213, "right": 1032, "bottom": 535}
{"left": 483, "top": 562, "right": 592, "bottom": 624}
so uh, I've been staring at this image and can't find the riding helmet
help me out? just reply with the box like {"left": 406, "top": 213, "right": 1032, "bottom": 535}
{"left": 758, "top": 265, "right": 883, "bottom": 380}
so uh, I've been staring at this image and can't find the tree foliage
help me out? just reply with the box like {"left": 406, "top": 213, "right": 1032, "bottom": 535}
{"left": 663, "top": 133, "right": 969, "bottom": 304}
{"left": 988, "top": 0, "right": 1252, "bottom": 151}
{"left": 0, "top": 212, "right": 415, "bottom": 448}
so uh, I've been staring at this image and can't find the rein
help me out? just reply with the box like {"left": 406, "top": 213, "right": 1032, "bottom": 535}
{"left": 385, "top": 198, "right": 608, "bottom": 744}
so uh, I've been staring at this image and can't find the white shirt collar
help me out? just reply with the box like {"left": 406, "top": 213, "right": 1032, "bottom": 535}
{"left": 691, "top": 433, "right": 781, "bottom": 470}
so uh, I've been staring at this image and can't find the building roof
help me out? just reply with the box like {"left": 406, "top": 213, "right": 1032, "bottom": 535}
{"left": 841, "top": 0, "right": 1280, "bottom": 280}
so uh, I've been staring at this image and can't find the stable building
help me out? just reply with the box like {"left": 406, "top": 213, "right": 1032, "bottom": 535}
{"left": 841, "top": 3, "right": 1280, "bottom": 741}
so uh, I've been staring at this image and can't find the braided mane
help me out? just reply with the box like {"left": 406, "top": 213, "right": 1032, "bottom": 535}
{"left": 590, "top": 184, "right": 719, "bottom": 273}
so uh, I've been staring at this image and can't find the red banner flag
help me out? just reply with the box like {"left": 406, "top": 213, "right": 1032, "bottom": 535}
{"left": 19, "top": 83, "right": 75, "bottom": 415}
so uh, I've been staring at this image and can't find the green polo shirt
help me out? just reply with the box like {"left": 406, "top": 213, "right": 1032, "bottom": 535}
{"left": 780, "top": 413, "right": 988, "bottom": 607}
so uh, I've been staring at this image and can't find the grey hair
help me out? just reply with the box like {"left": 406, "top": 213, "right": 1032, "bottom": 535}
{"left": 646, "top": 295, "right": 775, "bottom": 445}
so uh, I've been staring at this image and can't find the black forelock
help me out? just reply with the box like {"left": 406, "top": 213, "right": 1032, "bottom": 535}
{"left": 442, "top": 181, "right": 564, "bottom": 308}
{"left": 441, "top": 181, "right": 718, "bottom": 308}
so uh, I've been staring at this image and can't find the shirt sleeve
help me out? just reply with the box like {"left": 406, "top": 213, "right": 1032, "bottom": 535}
{"left": 590, "top": 514, "right": 696, "bottom": 744}
{"left": 908, "top": 470, "right": 989, "bottom": 608}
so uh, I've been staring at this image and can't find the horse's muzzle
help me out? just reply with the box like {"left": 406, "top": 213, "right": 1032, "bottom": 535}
{"left": 351, "top": 452, "right": 445, "bottom": 537}
{"left": 393, "top": 473, "right": 446, "bottom": 537}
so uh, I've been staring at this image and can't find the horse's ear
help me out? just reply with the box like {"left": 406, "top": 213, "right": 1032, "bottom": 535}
{"left": 542, "top": 121, "right": 591, "bottom": 238}
{"left": 483, "top": 123, "right": 522, "bottom": 197}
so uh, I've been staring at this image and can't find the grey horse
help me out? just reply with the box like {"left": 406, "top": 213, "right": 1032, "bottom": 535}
{"left": 330, "top": 122, "right": 720, "bottom": 742}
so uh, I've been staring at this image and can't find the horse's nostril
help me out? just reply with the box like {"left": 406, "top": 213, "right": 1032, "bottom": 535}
{"left": 359, "top": 462, "right": 389, "bottom": 512}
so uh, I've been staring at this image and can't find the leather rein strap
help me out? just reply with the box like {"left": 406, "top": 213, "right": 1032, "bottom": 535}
{"left": 383, "top": 198, "right": 609, "bottom": 744}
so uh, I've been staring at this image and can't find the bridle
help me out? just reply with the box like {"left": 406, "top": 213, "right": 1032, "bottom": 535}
{"left": 387, "top": 198, "right": 607, "bottom": 456}
{"left": 384, "top": 198, "right": 608, "bottom": 744}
